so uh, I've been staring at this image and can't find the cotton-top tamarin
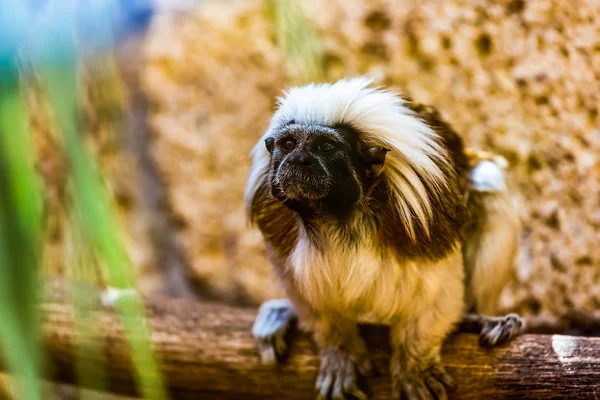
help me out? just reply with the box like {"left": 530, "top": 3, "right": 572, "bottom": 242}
{"left": 245, "top": 77, "right": 524, "bottom": 400}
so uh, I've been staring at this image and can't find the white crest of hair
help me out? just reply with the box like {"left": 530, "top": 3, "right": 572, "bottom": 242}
{"left": 469, "top": 160, "right": 507, "bottom": 192}
{"left": 246, "top": 76, "right": 451, "bottom": 241}
{"left": 245, "top": 145, "right": 270, "bottom": 208}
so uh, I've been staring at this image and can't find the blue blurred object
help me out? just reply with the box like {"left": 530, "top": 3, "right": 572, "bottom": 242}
{"left": 117, "top": 0, "right": 154, "bottom": 37}
{"left": 0, "top": 0, "right": 154, "bottom": 70}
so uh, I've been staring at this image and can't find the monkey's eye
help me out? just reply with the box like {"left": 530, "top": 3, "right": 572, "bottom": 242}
{"left": 281, "top": 139, "right": 296, "bottom": 152}
{"left": 318, "top": 141, "right": 335, "bottom": 153}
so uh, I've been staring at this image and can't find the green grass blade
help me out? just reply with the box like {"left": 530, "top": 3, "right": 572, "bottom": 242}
{"left": 40, "top": 61, "right": 167, "bottom": 400}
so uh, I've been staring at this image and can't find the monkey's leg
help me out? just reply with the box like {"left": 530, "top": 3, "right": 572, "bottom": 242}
{"left": 463, "top": 188, "right": 520, "bottom": 318}
{"left": 462, "top": 160, "right": 524, "bottom": 348}
{"left": 313, "top": 317, "right": 373, "bottom": 400}
{"left": 460, "top": 313, "right": 526, "bottom": 348}
{"left": 252, "top": 299, "right": 297, "bottom": 364}
{"left": 390, "top": 322, "right": 455, "bottom": 400}
{"left": 390, "top": 287, "right": 464, "bottom": 400}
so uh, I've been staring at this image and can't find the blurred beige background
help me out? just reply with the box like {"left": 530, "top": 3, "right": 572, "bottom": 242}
{"left": 34, "top": 0, "right": 600, "bottom": 324}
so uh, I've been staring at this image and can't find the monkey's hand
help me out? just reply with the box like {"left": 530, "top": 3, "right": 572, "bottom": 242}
{"left": 391, "top": 354, "right": 454, "bottom": 400}
{"left": 312, "top": 318, "right": 374, "bottom": 400}
{"left": 316, "top": 348, "right": 372, "bottom": 400}
{"left": 252, "top": 299, "right": 297, "bottom": 364}
{"left": 479, "top": 314, "right": 525, "bottom": 347}
{"left": 460, "top": 313, "right": 526, "bottom": 347}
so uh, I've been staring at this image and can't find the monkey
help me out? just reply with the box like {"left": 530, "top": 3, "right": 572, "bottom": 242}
{"left": 245, "top": 76, "right": 524, "bottom": 399}
{"left": 457, "top": 148, "right": 525, "bottom": 347}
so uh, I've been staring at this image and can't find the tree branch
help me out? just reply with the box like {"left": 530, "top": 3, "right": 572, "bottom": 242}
{"left": 4, "top": 279, "right": 600, "bottom": 399}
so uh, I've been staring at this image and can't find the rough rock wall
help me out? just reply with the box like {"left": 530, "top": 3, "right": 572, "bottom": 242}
{"left": 143, "top": 1, "right": 288, "bottom": 303}
{"left": 142, "top": 0, "right": 600, "bottom": 317}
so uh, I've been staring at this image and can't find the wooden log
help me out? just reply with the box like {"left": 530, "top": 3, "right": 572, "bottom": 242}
{"left": 5, "top": 280, "right": 600, "bottom": 399}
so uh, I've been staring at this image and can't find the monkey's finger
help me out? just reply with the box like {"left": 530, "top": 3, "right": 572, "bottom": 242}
{"left": 272, "top": 305, "right": 294, "bottom": 335}
{"left": 399, "top": 381, "right": 427, "bottom": 400}
{"left": 425, "top": 373, "right": 447, "bottom": 400}
{"left": 252, "top": 299, "right": 293, "bottom": 338}
{"left": 252, "top": 310, "right": 276, "bottom": 338}
{"left": 257, "top": 339, "right": 277, "bottom": 365}
{"left": 512, "top": 314, "right": 526, "bottom": 330}
{"left": 273, "top": 333, "right": 288, "bottom": 357}
{"left": 331, "top": 373, "right": 344, "bottom": 399}
{"left": 317, "top": 374, "right": 334, "bottom": 399}
{"left": 479, "top": 335, "right": 491, "bottom": 347}
{"left": 277, "top": 303, "right": 295, "bottom": 322}
{"left": 347, "top": 387, "right": 368, "bottom": 400}
{"left": 495, "top": 324, "right": 512, "bottom": 345}
{"left": 416, "top": 381, "right": 434, "bottom": 400}
{"left": 479, "top": 322, "right": 502, "bottom": 347}
{"left": 316, "top": 373, "right": 324, "bottom": 390}
{"left": 479, "top": 331, "right": 495, "bottom": 346}
{"left": 480, "top": 319, "right": 495, "bottom": 336}
{"left": 497, "top": 318, "right": 522, "bottom": 345}
{"left": 504, "top": 314, "right": 525, "bottom": 333}
{"left": 505, "top": 313, "right": 520, "bottom": 323}
{"left": 342, "top": 368, "right": 357, "bottom": 389}
{"left": 408, "top": 383, "right": 428, "bottom": 400}
{"left": 264, "top": 306, "right": 284, "bottom": 336}
{"left": 343, "top": 375, "right": 367, "bottom": 400}
{"left": 430, "top": 364, "right": 455, "bottom": 389}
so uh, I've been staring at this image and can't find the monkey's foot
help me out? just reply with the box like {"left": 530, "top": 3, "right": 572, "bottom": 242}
{"left": 252, "top": 299, "right": 297, "bottom": 365}
{"left": 392, "top": 361, "right": 454, "bottom": 400}
{"left": 479, "top": 313, "right": 525, "bottom": 347}
{"left": 316, "top": 348, "right": 371, "bottom": 400}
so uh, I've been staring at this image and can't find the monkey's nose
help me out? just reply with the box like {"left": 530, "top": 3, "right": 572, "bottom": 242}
{"left": 289, "top": 153, "right": 314, "bottom": 167}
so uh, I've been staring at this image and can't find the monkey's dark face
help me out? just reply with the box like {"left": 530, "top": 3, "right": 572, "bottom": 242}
{"left": 265, "top": 122, "right": 389, "bottom": 216}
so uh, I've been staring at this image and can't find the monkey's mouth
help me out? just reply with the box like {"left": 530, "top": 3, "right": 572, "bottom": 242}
{"left": 275, "top": 169, "right": 331, "bottom": 201}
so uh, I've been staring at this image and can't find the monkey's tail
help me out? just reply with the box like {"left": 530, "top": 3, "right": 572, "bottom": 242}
{"left": 462, "top": 153, "right": 522, "bottom": 316}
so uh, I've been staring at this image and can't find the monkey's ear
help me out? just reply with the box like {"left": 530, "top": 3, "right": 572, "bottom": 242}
{"left": 265, "top": 137, "right": 275, "bottom": 153}
{"left": 366, "top": 146, "right": 390, "bottom": 165}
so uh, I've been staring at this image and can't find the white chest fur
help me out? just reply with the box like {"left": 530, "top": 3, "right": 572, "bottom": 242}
{"left": 289, "top": 228, "right": 464, "bottom": 325}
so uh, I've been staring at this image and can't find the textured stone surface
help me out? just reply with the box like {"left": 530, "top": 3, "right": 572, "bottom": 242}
{"left": 142, "top": 0, "right": 600, "bottom": 317}
{"left": 143, "top": 1, "right": 288, "bottom": 303}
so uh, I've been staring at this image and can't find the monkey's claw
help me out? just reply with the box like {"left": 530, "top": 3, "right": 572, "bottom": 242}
{"left": 252, "top": 299, "right": 296, "bottom": 365}
{"left": 393, "top": 362, "right": 454, "bottom": 400}
{"left": 479, "top": 313, "right": 525, "bottom": 347}
{"left": 316, "top": 349, "right": 368, "bottom": 400}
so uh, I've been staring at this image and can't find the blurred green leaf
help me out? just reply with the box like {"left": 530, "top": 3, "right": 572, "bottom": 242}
{"left": 65, "top": 214, "right": 108, "bottom": 399}
{"left": 0, "top": 71, "right": 44, "bottom": 400}
{"left": 0, "top": 1, "right": 166, "bottom": 399}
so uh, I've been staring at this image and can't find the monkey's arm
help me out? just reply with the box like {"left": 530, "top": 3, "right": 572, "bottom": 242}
{"left": 252, "top": 285, "right": 373, "bottom": 399}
